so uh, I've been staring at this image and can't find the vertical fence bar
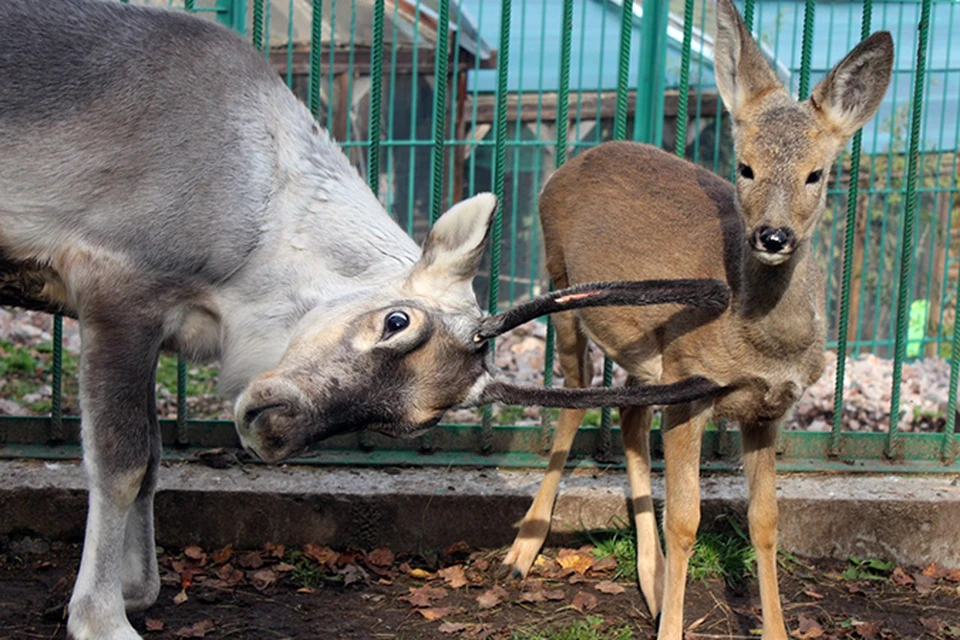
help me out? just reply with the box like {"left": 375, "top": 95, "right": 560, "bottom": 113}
{"left": 743, "top": 0, "right": 756, "bottom": 32}
{"left": 49, "top": 316, "right": 64, "bottom": 442}
{"left": 252, "top": 0, "right": 264, "bottom": 51}
{"left": 175, "top": 0, "right": 196, "bottom": 448}
{"left": 368, "top": 0, "right": 384, "bottom": 194}
{"left": 944, "top": 273, "right": 960, "bottom": 462}
{"left": 309, "top": 0, "right": 323, "bottom": 117}
{"left": 482, "top": 0, "right": 511, "bottom": 453}
{"left": 635, "top": 0, "right": 668, "bottom": 145}
{"left": 797, "top": 0, "right": 816, "bottom": 100}
{"left": 889, "top": 0, "right": 933, "bottom": 454}
{"left": 674, "top": 0, "right": 694, "bottom": 159}
{"left": 358, "top": 0, "right": 385, "bottom": 453}
{"left": 541, "top": 0, "right": 575, "bottom": 449}
{"left": 831, "top": 0, "right": 873, "bottom": 453}
{"left": 596, "top": 0, "right": 636, "bottom": 460}
{"left": 428, "top": 0, "right": 451, "bottom": 226}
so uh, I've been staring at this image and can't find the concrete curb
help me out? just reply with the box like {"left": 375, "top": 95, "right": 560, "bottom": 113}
{"left": 1, "top": 460, "right": 958, "bottom": 567}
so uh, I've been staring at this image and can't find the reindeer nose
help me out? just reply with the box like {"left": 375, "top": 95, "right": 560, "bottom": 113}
{"left": 754, "top": 226, "right": 795, "bottom": 253}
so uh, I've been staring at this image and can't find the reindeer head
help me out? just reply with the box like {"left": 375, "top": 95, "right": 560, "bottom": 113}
{"left": 714, "top": 0, "right": 893, "bottom": 266}
{"left": 234, "top": 194, "right": 728, "bottom": 462}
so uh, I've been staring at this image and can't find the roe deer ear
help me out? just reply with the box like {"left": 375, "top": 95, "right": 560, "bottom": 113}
{"left": 405, "top": 193, "right": 497, "bottom": 300}
{"left": 713, "top": 0, "right": 782, "bottom": 119}
{"left": 810, "top": 31, "right": 894, "bottom": 139}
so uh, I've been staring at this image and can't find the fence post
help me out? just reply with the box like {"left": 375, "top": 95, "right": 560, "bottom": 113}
{"left": 889, "top": 0, "right": 933, "bottom": 457}
{"left": 217, "top": 0, "right": 247, "bottom": 35}
{"left": 634, "top": 1, "right": 669, "bottom": 146}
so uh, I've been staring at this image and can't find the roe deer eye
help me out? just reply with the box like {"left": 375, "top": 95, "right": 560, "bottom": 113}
{"left": 806, "top": 169, "right": 823, "bottom": 185}
{"left": 384, "top": 311, "right": 410, "bottom": 335}
{"left": 739, "top": 163, "right": 754, "bottom": 180}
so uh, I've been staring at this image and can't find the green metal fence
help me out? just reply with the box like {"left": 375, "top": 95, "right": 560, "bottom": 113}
{"left": 1, "top": 0, "right": 958, "bottom": 472}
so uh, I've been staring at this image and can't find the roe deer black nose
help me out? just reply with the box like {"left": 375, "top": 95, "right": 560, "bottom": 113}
{"left": 754, "top": 226, "right": 794, "bottom": 253}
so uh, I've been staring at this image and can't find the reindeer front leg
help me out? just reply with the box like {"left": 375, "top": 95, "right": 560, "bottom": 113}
{"left": 68, "top": 319, "right": 163, "bottom": 640}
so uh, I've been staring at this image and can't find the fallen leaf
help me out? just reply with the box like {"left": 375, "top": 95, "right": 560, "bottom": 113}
{"left": 921, "top": 563, "right": 948, "bottom": 580}
{"left": 556, "top": 550, "right": 595, "bottom": 575}
{"left": 891, "top": 566, "right": 914, "bottom": 586}
{"left": 845, "top": 583, "right": 866, "bottom": 595}
{"left": 946, "top": 569, "right": 960, "bottom": 583}
{"left": 401, "top": 585, "right": 448, "bottom": 608}
{"left": 210, "top": 545, "right": 233, "bottom": 565}
{"left": 920, "top": 617, "right": 944, "bottom": 634}
{"left": 803, "top": 588, "right": 825, "bottom": 600}
{"left": 913, "top": 573, "right": 936, "bottom": 594}
{"left": 519, "top": 590, "right": 545, "bottom": 603}
{"left": 438, "top": 622, "right": 468, "bottom": 634}
{"left": 463, "top": 624, "right": 495, "bottom": 639}
{"left": 238, "top": 552, "right": 264, "bottom": 569}
{"left": 179, "top": 568, "right": 196, "bottom": 590}
{"left": 418, "top": 607, "right": 452, "bottom": 621}
{"left": 216, "top": 564, "right": 244, "bottom": 586}
{"left": 145, "top": 618, "right": 164, "bottom": 632}
{"left": 409, "top": 568, "right": 434, "bottom": 580}
{"left": 296, "top": 587, "right": 316, "bottom": 594}
{"left": 439, "top": 565, "right": 468, "bottom": 589}
{"left": 445, "top": 540, "right": 471, "bottom": 558}
{"left": 591, "top": 556, "right": 618, "bottom": 573}
{"left": 472, "top": 558, "right": 490, "bottom": 572}
{"left": 275, "top": 562, "right": 296, "bottom": 573}
{"left": 183, "top": 546, "right": 206, "bottom": 562}
{"left": 853, "top": 620, "right": 882, "bottom": 639}
{"left": 339, "top": 564, "right": 368, "bottom": 586}
{"left": 304, "top": 544, "right": 339, "bottom": 567}
{"left": 790, "top": 615, "right": 825, "bottom": 639}
{"left": 175, "top": 619, "right": 215, "bottom": 638}
{"left": 568, "top": 573, "right": 586, "bottom": 584}
{"left": 263, "top": 542, "right": 285, "bottom": 559}
{"left": 477, "top": 585, "right": 508, "bottom": 609}
{"left": 249, "top": 568, "right": 277, "bottom": 591}
{"left": 173, "top": 589, "right": 188, "bottom": 605}
{"left": 571, "top": 591, "right": 598, "bottom": 613}
{"left": 367, "top": 546, "right": 394, "bottom": 567}
{"left": 542, "top": 589, "right": 565, "bottom": 601}
{"left": 595, "top": 580, "right": 626, "bottom": 595}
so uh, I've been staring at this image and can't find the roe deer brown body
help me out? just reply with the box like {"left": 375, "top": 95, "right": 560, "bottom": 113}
{"left": 502, "top": 1, "right": 894, "bottom": 638}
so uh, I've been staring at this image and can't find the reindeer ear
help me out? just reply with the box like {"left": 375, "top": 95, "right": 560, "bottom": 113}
{"left": 810, "top": 31, "right": 894, "bottom": 139}
{"left": 713, "top": 0, "right": 782, "bottom": 119}
{"left": 406, "top": 193, "right": 497, "bottom": 297}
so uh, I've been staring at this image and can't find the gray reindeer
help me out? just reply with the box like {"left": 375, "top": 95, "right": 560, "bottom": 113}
{"left": 0, "top": 1, "right": 729, "bottom": 638}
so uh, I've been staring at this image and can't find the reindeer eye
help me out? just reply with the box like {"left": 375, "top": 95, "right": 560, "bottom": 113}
{"left": 806, "top": 169, "right": 823, "bottom": 185}
{"left": 739, "top": 163, "right": 754, "bottom": 180}
{"left": 384, "top": 311, "right": 410, "bottom": 335}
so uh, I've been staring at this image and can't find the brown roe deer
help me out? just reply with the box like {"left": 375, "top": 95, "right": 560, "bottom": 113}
{"left": 502, "top": 1, "right": 894, "bottom": 637}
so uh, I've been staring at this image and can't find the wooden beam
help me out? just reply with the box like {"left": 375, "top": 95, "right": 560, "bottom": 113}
{"left": 269, "top": 46, "right": 493, "bottom": 77}
{"left": 464, "top": 89, "right": 719, "bottom": 124}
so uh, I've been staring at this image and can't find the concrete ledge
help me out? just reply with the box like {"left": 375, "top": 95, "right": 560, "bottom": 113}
{"left": 1, "top": 460, "right": 958, "bottom": 567}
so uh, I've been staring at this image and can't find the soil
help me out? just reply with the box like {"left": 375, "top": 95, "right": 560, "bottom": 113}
{"left": 1, "top": 539, "right": 958, "bottom": 640}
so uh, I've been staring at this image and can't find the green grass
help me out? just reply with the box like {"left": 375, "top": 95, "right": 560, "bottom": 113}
{"left": 582, "top": 515, "right": 758, "bottom": 587}
{"left": 512, "top": 616, "right": 633, "bottom": 640}
{"left": 285, "top": 551, "right": 327, "bottom": 589}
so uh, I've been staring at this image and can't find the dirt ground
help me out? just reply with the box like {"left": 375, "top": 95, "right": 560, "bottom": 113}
{"left": 1, "top": 535, "right": 958, "bottom": 640}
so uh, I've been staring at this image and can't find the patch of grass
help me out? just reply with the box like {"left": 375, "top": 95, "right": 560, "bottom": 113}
{"left": 285, "top": 551, "right": 326, "bottom": 589}
{"left": 582, "top": 518, "right": 637, "bottom": 581}
{"left": 581, "top": 515, "right": 760, "bottom": 587}
{"left": 513, "top": 616, "right": 633, "bottom": 640}
{"left": 496, "top": 405, "right": 527, "bottom": 425}
{"left": 842, "top": 556, "right": 893, "bottom": 581}
{"left": 155, "top": 354, "right": 220, "bottom": 398}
